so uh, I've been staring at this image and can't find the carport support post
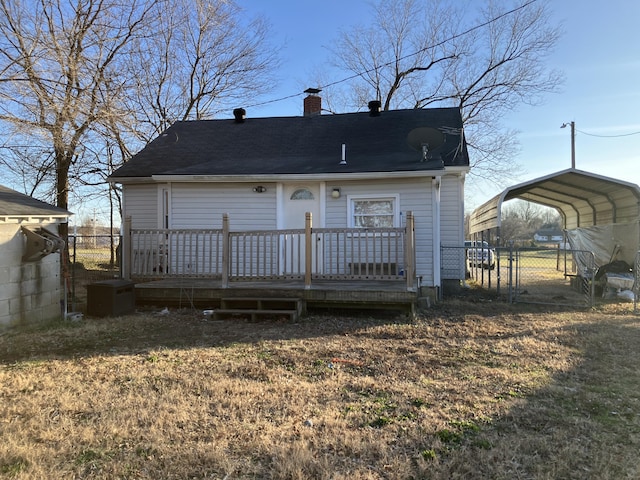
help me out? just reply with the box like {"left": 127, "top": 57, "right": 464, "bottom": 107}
{"left": 496, "top": 227, "right": 501, "bottom": 295}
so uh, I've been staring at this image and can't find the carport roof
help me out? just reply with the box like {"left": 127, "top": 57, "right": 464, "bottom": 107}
{"left": 468, "top": 168, "right": 640, "bottom": 234}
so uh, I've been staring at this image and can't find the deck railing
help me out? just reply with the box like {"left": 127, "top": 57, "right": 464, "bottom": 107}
{"left": 122, "top": 212, "right": 416, "bottom": 290}
{"left": 128, "top": 229, "right": 224, "bottom": 277}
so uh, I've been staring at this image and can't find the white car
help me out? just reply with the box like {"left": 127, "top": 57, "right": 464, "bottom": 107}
{"left": 465, "top": 240, "right": 496, "bottom": 270}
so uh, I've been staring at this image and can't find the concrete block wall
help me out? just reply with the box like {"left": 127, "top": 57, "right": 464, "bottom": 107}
{"left": 0, "top": 224, "right": 63, "bottom": 330}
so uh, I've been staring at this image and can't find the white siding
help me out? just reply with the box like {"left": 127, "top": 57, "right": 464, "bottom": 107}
{"left": 325, "top": 178, "right": 435, "bottom": 284}
{"left": 122, "top": 174, "right": 466, "bottom": 286}
{"left": 170, "top": 183, "right": 277, "bottom": 230}
{"left": 440, "top": 174, "right": 465, "bottom": 247}
{"left": 439, "top": 173, "right": 466, "bottom": 282}
{"left": 123, "top": 183, "right": 278, "bottom": 230}
{"left": 123, "top": 184, "right": 158, "bottom": 228}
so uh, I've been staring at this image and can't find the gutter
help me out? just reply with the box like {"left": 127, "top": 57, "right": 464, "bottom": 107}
{"left": 110, "top": 166, "right": 470, "bottom": 184}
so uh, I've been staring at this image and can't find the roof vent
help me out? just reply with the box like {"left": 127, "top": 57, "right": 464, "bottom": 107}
{"left": 368, "top": 100, "right": 381, "bottom": 116}
{"left": 233, "top": 108, "right": 246, "bottom": 123}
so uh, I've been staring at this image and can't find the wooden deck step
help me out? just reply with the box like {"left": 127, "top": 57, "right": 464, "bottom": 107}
{"left": 213, "top": 297, "right": 303, "bottom": 322}
{"left": 220, "top": 297, "right": 303, "bottom": 312}
{"left": 213, "top": 308, "right": 299, "bottom": 322}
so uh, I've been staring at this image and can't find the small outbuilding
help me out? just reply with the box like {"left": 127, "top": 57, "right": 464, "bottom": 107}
{"left": 0, "top": 185, "right": 70, "bottom": 329}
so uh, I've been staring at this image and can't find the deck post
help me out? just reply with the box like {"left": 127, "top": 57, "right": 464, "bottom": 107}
{"left": 122, "top": 216, "right": 132, "bottom": 279}
{"left": 222, "top": 214, "right": 229, "bottom": 288}
{"left": 405, "top": 211, "right": 416, "bottom": 290}
{"left": 305, "top": 212, "right": 312, "bottom": 289}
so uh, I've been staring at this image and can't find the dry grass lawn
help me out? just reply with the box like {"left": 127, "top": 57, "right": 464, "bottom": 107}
{"left": 0, "top": 299, "right": 639, "bottom": 479}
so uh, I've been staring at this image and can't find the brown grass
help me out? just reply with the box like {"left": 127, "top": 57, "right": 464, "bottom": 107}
{"left": 1, "top": 300, "right": 639, "bottom": 479}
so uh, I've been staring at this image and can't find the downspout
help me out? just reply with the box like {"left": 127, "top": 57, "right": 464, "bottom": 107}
{"left": 432, "top": 176, "right": 442, "bottom": 295}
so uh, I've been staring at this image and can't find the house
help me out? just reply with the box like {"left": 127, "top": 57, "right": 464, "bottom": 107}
{"left": 109, "top": 93, "right": 470, "bottom": 305}
{"left": 0, "top": 185, "right": 69, "bottom": 329}
{"left": 533, "top": 228, "right": 564, "bottom": 244}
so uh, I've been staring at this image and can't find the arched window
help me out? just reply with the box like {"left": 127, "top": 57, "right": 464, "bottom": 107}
{"left": 290, "top": 188, "right": 314, "bottom": 200}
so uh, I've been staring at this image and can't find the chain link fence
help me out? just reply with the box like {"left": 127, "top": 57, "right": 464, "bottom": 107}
{"left": 441, "top": 244, "right": 596, "bottom": 307}
{"left": 66, "top": 235, "right": 121, "bottom": 311}
{"left": 511, "top": 247, "right": 594, "bottom": 306}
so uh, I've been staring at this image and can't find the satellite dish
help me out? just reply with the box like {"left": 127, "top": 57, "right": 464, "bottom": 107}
{"left": 407, "top": 127, "right": 445, "bottom": 151}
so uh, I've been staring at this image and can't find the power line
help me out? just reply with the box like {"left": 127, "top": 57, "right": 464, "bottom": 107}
{"left": 245, "top": 0, "right": 540, "bottom": 110}
{"left": 576, "top": 129, "right": 640, "bottom": 138}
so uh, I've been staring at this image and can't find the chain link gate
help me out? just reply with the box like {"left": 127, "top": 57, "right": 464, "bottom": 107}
{"left": 441, "top": 245, "right": 596, "bottom": 307}
{"left": 512, "top": 248, "right": 595, "bottom": 307}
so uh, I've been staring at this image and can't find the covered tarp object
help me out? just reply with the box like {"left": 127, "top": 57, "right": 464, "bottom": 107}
{"left": 565, "top": 221, "right": 639, "bottom": 272}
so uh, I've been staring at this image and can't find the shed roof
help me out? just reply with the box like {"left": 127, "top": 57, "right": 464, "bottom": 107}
{"left": 110, "top": 107, "right": 469, "bottom": 181}
{"left": 0, "top": 185, "right": 70, "bottom": 223}
{"left": 468, "top": 169, "right": 640, "bottom": 234}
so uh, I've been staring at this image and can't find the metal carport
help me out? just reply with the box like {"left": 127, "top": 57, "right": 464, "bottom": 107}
{"left": 469, "top": 168, "right": 640, "bottom": 237}
{"left": 464, "top": 168, "right": 640, "bottom": 306}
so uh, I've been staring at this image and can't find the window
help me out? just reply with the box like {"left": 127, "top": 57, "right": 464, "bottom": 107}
{"left": 290, "top": 188, "right": 314, "bottom": 200}
{"left": 349, "top": 195, "right": 399, "bottom": 228}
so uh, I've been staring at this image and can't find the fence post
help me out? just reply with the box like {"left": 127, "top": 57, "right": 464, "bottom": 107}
{"left": 305, "top": 212, "right": 312, "bottom": 289}
{"left": 405, "top": 211, "right": 415, "bottom": 291}
{"left": 507, "top": 242, "right": 514, "bottom": 303}
{"left": 122, "top": 216, "right": 132, "bottom": 280}
{"left": 634, "top": 250, "right": 640, "bottom": 314}
{"left": 222, "top": 214, "right": 229, "bottom": 288}
{"left": 71, "top": 234, "right": 77, "bottom": 311}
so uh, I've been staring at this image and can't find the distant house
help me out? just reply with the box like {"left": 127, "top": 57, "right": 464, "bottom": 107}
{"left": 533, "top": 228, "right": 564, "bottom": 243}
{"left": 0, "top": 185, "right": 69, "bottom": 329}
{"left": 109, "top": 94, "right": 471, "bottom": 298}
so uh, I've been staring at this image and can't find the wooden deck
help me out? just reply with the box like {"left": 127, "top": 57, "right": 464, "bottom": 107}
{"left": 133, "top": 278, "right": 418, "bottom": 312}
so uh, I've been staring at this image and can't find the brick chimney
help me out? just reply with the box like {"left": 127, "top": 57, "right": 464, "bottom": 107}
{"left": 303, "top": 88, "right": 322, "bottom": 116}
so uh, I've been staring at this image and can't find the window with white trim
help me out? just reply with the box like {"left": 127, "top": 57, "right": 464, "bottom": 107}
{"left": 348, "top": 195, "right": 399, "bottom": 228}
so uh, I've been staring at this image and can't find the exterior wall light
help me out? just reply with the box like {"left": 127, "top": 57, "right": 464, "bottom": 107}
{"left": 331, "top": 188, "right": 341, "bottom": 199}
{"left": 253, "top": 185, "right": 266, "bottom": 193}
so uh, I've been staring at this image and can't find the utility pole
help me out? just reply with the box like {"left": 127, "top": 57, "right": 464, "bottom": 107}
{"left": 561, "top": 121, "right": 575, "bottom": 169}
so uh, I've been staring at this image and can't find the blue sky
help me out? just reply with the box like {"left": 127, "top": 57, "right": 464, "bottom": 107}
{"left": 237, "top": 0, "right": 640, "bottom": 211}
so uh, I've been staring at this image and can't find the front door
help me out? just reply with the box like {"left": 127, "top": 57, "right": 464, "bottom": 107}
{"left": 282, "top": 184, "right": 322, "bottom": 275}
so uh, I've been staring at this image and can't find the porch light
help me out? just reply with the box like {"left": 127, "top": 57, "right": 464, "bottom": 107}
{"left": 331, "top": 188, "right": 341, "bottom": 199}
{"left": 253, "top": 185, "right": 266, "bottom": 193}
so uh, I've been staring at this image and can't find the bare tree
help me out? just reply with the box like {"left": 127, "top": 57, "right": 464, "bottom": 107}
{"left": 123, "top": 0, "right": 280, "bottom": 142}
{"left": 0, "top": 0, "right": 280, "bottom": 238}
{"left": 0, "top": 142, "right": 56, "bottom": 198}
{"left": 499, "top": 199, "right": 560, "bottom": 245}
{"left": 95, "top": 0, "right": 280, "bottom": 239}
{"left": 0, "top": 0, "right": 161, "bottom": 240}
{"left": 327, "top": 0, "right": 563, "bottom": 185}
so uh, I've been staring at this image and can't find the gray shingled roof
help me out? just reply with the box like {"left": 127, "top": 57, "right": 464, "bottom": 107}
{"left": 0, "top": 185, "right": 70, "bottom": 219}
{"left": 110, "top": 107, "right": 469, "bottom": 179}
